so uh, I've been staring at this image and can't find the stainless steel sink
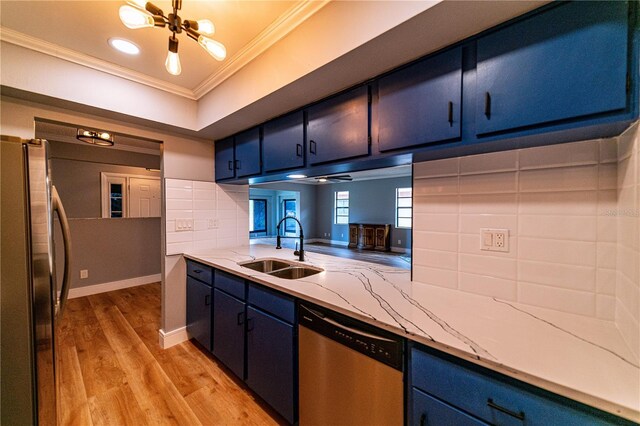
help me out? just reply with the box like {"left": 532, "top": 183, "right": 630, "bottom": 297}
{"left": 238, "top": 259, "right": 292, "bottom": 273}
{"left": 268, "top": 266, "right": 323, "bottom": 280}
{"left": 238, "top": 258, "right": 323, "bottom": 280}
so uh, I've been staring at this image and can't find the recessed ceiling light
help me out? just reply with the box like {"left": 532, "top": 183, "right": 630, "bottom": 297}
{"left": 287, "top": 174, "right": 307, "bottom": 179}
{"left": 109, "top": 38, "right": 140, "bottom": 55}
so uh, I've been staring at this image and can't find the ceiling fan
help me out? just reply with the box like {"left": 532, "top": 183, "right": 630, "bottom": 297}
{"left": 118, "top": 0, "right": 226, "bottom": 76}
{"left": 316, "top": 175, "right": 353, "bottom": 183}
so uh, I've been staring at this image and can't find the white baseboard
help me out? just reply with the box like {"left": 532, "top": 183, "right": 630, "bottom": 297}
{"left": 68, "top": 273, "right": 161, "bottom": 299}
{"left": 312, "top": 238, "right": 349, "bottom": 247}
{"left": 158, "top": 326, "right": 189, "bottom": 349}
{"left": 391, "top": 247, "right": 411, "bottom": 254}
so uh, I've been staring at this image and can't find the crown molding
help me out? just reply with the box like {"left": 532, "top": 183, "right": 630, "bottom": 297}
{"left": 0, "top": 26, "right": 197, "bottom": 100}
{"left": 192, "top": 0, "right": 331, "bottom": 98}
{"left": 0, "top": 1, "right": 329, "bottom": 103}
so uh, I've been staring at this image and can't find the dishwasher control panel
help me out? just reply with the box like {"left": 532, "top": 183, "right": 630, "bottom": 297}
{"left": 298, "top": 303, "right": 403, "bottom": 370}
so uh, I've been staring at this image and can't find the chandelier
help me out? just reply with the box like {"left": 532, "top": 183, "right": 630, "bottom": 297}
{"left": 119, "top": 0, "right": 226, "bottom": 76}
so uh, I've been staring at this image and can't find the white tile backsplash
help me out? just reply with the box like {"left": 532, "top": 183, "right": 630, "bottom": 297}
{"left": 413, "top": 129, "right": 640, "bottom": 357}
{"left": 165, "top": 178, "right": 249, "bottom": 255}
{"left": 519, "top": 165, "right": 598, "bottom": 193}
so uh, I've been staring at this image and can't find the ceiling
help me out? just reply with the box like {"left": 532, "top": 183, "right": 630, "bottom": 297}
{"left": 0, "top": 1, "right": 313, "bottom": 94}
{"left": 1, "top": 1, "right": 549, "bottom": 140}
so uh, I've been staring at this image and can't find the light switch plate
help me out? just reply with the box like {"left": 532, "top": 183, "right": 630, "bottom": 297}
{"left": 175, "top": 218, "right": 194, "bottom": 231}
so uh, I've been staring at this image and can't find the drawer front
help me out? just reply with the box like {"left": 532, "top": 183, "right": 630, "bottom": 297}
{"left": 411, "top": 387, "right": 487, "bottom": 426}
{"left": 214, "top": 270, "right": 246, "bottom": 300}
{"left": 411, "top": 348, "right": 620, "bottom": 425}
{"left": 248, "top": 283, "right": 295, "bottom": 324}
{"left": 187, "top": 260, "right": 212, "bottom": 285}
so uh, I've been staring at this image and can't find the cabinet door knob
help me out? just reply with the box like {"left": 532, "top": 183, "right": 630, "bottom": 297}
{"left": 447, "top": 101, "right": 454, "bottom": 126}
{"left": 235, "top": 159, "right": 241, "bottom": 170}
{"left": 237, "top": 311, "right": 244, "bottom": 325}
{"left": 247, "top": 317, "right": 254, "bottom": 332}
{"left": 227, "top": 160, "right": 233, "bottom": 171}
{"left": 204, "top": 295, "right": 211, "bottom": 306}
{"left": 484, "top": 92, "right": 492, "bottom": 119}
{"left": 296, "top": 143, "right": 302, "bottom": 157}
{"left": 309, "top": 140, "right": 317, "bottom": 154}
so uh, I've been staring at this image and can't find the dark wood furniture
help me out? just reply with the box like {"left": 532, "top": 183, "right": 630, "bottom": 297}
{"left": 348, "top": 224, "right": 391, "bottom": 252}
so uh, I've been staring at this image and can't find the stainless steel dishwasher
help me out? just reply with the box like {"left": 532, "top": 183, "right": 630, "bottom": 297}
{"left": 298, "top": 303, "right": 404, "bottom": 425}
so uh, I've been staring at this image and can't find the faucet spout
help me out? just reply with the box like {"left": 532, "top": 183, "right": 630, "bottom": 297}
{"left": 275, "top": 216, "right": 305, "bottom": 261}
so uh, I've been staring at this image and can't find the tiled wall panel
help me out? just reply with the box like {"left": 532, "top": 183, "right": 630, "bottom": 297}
{"left": 615, "top": 124, "right": 640, "bottom": 360}
{"left": 413, "top": 137, "right": 633, "bottom": 322}
{"left": 165, "top": 179, "right": 249, "bottom": 255}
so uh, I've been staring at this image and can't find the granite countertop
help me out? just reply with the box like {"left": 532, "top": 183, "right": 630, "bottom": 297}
{"left": 184, "top": 244, "right": 639, "bottom": 422}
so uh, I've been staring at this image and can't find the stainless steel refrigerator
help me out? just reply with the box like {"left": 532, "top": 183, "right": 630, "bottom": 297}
{"left": 1, "top": 136, "right": 71, "bottom": 426}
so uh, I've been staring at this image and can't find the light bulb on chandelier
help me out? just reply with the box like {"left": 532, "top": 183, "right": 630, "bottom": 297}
{"left": 165, "top": 36, "right": 182, "bottom": 76}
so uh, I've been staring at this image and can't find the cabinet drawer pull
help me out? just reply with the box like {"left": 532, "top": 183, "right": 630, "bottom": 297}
{"left": 204, "top": 295, "right": 211, "bottom": 306}
{"left": 419, "top": 413, "right": 426, "bottom": 426}
{"left": 193, "top": 269, "right": 202, "bottom": 274}
{"left": 237, "top": 312, "right": 244, "bottom": 325}
{"left": 296, "top": 143, "right": 302, "bottom": 157}
{"left": 447, "top": 101, "right": 453, "bottom": 126}
{"left": 309, "top": 140, "right": 316, "bottom": 154}
{"left": 235, "top": 159, "right": 241, "bottom": 170}
{"left": 487, "top": 398, "right": 525, "bottom": 421}
{"left": 227, "top": 160, "right": 233, "bottom": 171}
{"left": 484, "top": 92, "right": 492, "bottom": 119}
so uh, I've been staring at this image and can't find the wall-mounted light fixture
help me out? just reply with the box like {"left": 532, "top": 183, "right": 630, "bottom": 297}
{"left": 76, "top": 129, "right": 115, "bottom": 146}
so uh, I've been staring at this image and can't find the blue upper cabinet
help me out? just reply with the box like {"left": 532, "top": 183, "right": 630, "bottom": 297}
{"left": 234, "top": 128, "right": 261, "bottom": 178}
{"left": 475, "top": 1, "right": 629, "bottom": 136}
{"left": 307, "top": 85, "right": 370, "bottom": 165}
{"left": 214, "top": 137, "right": 235, "bottom": 181}
{"left": 263, "top": 112, "right": 305, "bottom": 172}
{"left": 378, "top": 47, "right": 463, "bottom": 151}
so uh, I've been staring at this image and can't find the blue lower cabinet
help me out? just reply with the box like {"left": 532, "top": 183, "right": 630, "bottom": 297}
{"left": 186, "top": 276, "right": 213, "bottom": 352}
{"left": 411, "top": 387, "right": 487, "bottom": 426}
{"left": 246, "top": 306, "right": 296, "bottom": 424}
{"left": 410, "top": 345, "right": 633, "bottom": 426}
{"left": 212, "top": 289, "right": 245, "bottom": 379}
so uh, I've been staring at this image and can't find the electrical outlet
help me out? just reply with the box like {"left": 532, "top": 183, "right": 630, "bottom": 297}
{"left": 480, "top": 228, "right": 509, "bottom": 252}
{"left": 341, "top": 233, "right": 344, "bottom": 238}
{"left": 208, "top": 219, "right": 219, "bottom": 229}
{"left": 80, "top": 269, "right": 89, "bottom": 279}
{"left": 398, "top": 239, "right": 402, "bottom": 245}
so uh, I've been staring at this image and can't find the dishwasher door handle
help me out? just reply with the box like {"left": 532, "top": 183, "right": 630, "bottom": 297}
{"left": 301, "top": 304, "right": 396, "bottom": 343}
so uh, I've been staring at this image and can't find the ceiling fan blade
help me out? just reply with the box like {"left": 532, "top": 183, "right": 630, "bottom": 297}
{"left": 329, "top": 175, "right": 352, "bottom": 181}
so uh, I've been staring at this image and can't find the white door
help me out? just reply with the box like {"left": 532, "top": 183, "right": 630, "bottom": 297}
{"left": 129, "top": 177, "right": 161, "bottom": 218}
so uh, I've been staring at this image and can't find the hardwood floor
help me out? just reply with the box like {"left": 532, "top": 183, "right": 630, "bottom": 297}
{"left": 58, "top": 283, "right": 285, "bottom": 426}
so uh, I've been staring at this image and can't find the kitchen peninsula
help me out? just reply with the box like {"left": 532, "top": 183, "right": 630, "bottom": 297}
{"left": 185, "top": 245, "right": 639, "bottom": 423}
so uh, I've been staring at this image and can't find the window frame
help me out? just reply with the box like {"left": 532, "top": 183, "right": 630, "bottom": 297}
{"left": 334, "top": 190, "right": 350, "bottom": 225}
{"left": 249, "top": 198, "right": 267, "bottom": 233}
{"left": 395, "top": 187, "right": 412, "bottom": 229}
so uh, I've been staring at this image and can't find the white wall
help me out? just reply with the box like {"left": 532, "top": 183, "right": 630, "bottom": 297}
{"left": 0, "top": 96, "right": 213, "bottom": 336}
{"left": 412, "top": 131, "right": 639, "bottom": 361}
{"left": 0, "top": 42, "right": 198, "bottom": 130}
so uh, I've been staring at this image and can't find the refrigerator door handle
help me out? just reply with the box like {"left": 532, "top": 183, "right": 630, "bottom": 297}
{"left": 52, "top": 185, "right": 72, "bottom": 317}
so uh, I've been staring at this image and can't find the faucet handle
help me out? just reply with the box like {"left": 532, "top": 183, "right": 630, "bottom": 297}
{"left": 293, "top": 241, "right": 300, "bottom": 256}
